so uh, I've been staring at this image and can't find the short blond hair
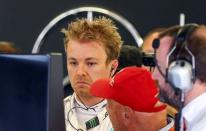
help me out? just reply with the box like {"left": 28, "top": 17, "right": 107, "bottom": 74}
{"left": 62, "top": 17, "right": 123, "bottom": 63}
{"left": 0, "top": 41, "right": 18, "bottom": 53}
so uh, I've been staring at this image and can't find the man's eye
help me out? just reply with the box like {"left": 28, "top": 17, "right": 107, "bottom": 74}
{"left": 87, "top": 62, "right": 97, "bottom": 67}
{"left": 69, "top": 61, "right": 77, "bottom": 66}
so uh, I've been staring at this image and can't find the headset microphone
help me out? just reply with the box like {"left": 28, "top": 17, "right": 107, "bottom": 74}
{"left": 152, "top": 39, "right": 172, "bottom": 84}
{"left": 152, "top": 38, "right": 160, "bottom": 49}
{"left": 152, "top": 38, "right": 181, "bottom": 95}
{"left": 153, "top": 38, "right": 166, "bottom": 78}
{"left": 110, "top": 65, "right": 116, "bottom": 77}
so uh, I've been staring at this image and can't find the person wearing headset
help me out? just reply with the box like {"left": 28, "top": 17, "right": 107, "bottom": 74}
{"left": 61, "top": 17, "right": 122, "bottom": 131}
{"left": 152, "top": 24, "right": 206, "bottom": 131}
{"left": 141, "top": 28, "right": 178, "bottom": 118}
{"left": 90, "top": 66, "right": 174, "bottom": 131}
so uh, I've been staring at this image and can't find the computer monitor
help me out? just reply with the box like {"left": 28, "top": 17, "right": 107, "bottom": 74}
{"left": 0, "top": 53, "right": 65, "bottom": 131}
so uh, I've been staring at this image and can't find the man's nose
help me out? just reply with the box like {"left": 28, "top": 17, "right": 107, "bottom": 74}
{"left": 76, "top": 63, "right": 87, "bottom": 76}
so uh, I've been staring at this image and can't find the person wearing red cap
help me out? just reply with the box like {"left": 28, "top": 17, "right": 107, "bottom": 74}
{"left": 90, "top": 66, "right": 174, "bottom": 131}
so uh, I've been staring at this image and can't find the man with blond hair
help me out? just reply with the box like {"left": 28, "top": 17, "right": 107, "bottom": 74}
{"left": 62, "top": 17, "right": 122, "bottom": 131}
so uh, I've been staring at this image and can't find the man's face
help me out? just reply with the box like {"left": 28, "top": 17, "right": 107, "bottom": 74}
{"left": 66, "top": 40, "right": 115, "bottom": 100}
{"left": 106, "top": 99, "right": 167, "bottom": 131}
{"left": 152, "top": 36, "right": 180, "bottom": 108}
{"left": 106, "top": 99, "right": 125, "bottom": 131}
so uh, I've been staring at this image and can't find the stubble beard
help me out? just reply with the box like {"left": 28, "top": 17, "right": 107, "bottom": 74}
{"left": 158, "top": 85, "right": 182, "bottom": 110}
{"left": 78, "top": 89, "right": 93, "bottom": 99}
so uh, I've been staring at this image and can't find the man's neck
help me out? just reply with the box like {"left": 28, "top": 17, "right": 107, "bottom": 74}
{"left": 75, "top": 94, "right": 104, "bottom": 107}
{"left": 184, "top": 80, "right": 206, "bottom": 105}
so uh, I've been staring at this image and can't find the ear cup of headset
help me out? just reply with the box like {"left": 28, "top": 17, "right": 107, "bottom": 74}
{"left": 167, "top": 60, "right": 193, "bottom": 92}
{"left": 166, "top": 24, "right": 198, "bottom": 92}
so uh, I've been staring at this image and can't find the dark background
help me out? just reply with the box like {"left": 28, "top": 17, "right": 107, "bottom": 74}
{"left": 0, "top": 0, "right": 205, "bottom": 96}
{"left": 0, "top": 0, "right": 205, "bottom": 53}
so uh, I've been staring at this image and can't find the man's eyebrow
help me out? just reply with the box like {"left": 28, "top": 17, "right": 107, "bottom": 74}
{"left": 85, "top": 57, "right": 98, "bottom": 61}
{"left": 67, "top": 57, "right": 76, "bottom": 60}
{"left": 67, "top": 57, "right": 99, "bottom": 61}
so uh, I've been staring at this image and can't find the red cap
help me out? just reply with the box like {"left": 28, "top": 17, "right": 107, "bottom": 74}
{"left": 90, "top": 66, "right": 166, "bottom": 112}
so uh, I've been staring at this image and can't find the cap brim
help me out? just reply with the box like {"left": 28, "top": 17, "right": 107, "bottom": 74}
{"left": 90, "top": 78, "right": 114, "bottom": 99}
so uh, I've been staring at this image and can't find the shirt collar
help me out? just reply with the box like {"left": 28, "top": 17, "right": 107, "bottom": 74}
{"left": 182, "top": 92, "right": 206, "bottom": 124}
{"left": 74, "top": 93, "right": 107, "bottom": 113}
{"left": 159, "top": 116, "right": 174, "bottom": 131}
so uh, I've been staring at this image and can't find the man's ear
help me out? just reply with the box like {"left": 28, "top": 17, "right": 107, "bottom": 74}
{"left": 110, "top": 59, "right": 118, "bottom": 77}
{"left": 122, "top": 106, "right": 133, "bottom": 126}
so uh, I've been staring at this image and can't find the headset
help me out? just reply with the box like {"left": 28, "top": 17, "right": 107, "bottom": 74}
{"left": 166, "top": 24, "right": 198, "bottom": 92}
